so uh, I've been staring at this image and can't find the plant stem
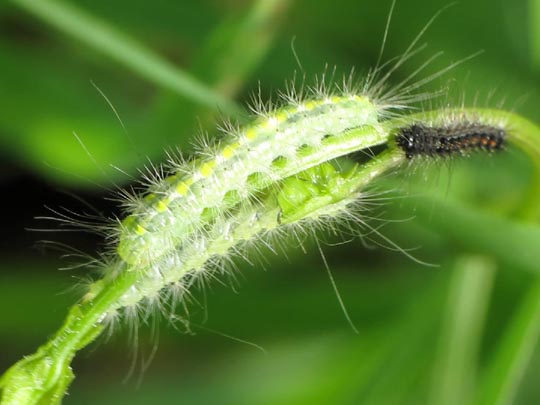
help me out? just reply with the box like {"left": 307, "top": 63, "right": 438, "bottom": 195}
{"left": 0, "top": 262, "right": 141, "bottom": 404}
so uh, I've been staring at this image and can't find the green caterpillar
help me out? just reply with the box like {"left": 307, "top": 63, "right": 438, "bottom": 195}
{"left": 117, "top": 94, "right": 387, "bottom": 267}
{"left": 105, "top": 88, "right": 407, "bottom": 313}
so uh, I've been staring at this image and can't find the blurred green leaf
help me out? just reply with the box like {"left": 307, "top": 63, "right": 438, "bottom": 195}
{"left": 429, "top": 256, "right": 496, "bottom": 405}
{"left": 475, "top": 279, "right": 540, "bottom": 405}
{"left": 10, "top": 0, "right": 242, "bottom": 116}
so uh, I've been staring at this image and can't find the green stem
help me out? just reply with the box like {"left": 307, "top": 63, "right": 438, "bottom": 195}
{"left": 0, "top": 262, "right": 141, "bottom": 404}
{"left": 281, "top": 148, "right": 404, "bottom": 223}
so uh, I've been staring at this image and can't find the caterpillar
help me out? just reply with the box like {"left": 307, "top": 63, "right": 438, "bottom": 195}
{"left": 396, "top": 122, "right": 506, "bottom": 159}
{"left": 116, "top": 94, "right": 388, "bottom": 268}
{"left": 108, "top": 87, "right": 407, "bottom": 311}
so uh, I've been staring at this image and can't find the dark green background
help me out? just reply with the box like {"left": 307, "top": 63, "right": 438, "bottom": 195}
{"left": 1, "top": 0, "right": 540, "bottom": 404}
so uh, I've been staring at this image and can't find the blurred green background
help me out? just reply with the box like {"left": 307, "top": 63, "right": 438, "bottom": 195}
{"left": 1, "top": 0, "right": 540, "bottom": 404}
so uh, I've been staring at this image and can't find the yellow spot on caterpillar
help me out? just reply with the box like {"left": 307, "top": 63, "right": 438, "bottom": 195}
{"left": 165, "top": 174, "right": 179, "bottom": 185}
{"left": 331, "top": 96, "right": 342, "bottom": 103}
{"left": 122, "top": 215, "right": 136, "bottom": 229}
{"left": 259, "top": 118, "right": 273, "bottom": 129}
{"left": 143, "top": 193, "right": 157, "bottom": 204}
{"left": 222, "top": 144, "right": 238, "bottom": 159}
{"left": 176, "top": 179, "right": 192, "bottom": 196}
{"left": 276, "top": 111, "right": 288, "bottom": 122}
{"left": 286, "top": 106, "right": 298, "bottom": 115}
{"left": 135, "top": 224, "right": 147, "bottom": 236}
{"left": 156, "top": 198, "right": 169, "bottom": 212}
{"left": 245, "top": 128, "right": 257, "bottom": 140}
{"left": 305, "top": 100, "right": 317, "bottom": 110}
{"left": 200, "top": 161, "right": 216, "bottom": 177}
